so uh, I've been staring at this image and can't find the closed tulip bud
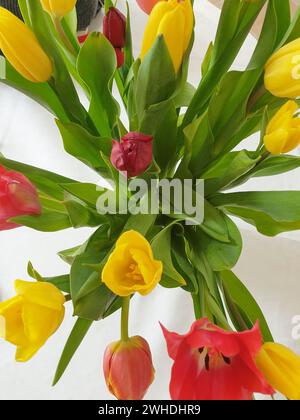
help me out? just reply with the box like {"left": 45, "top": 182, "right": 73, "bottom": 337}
{"left": 0, "top": 7, "right": 52, "bottom": 83}
{"left": 103, "top": 7, "right": 127, "bottom": 49}
{"left": 136, "top": 0, "right": 163, "bottom": 14}
{"left": 110, "top": 132, "right": 153, "bottom": 178}
{"left": 115, "top": 48, "right": 125, "bottom": 68}
{"left": 41, "top": 0, "right": 77, "bottom": 18}
{"left": 265, "top": 38, "right": 300, "bottom": 98}
{"left": 0, "top": 280, "right": 65, "bottom": 362}
{"left": 256, "top": 343, "right": 300, "bottom": 400}
{"left": 103, "top": 336, "right": 155, "bottom": 400}
{"left": 263, "top": 101, "right": 300, "bottom": 155}
{"left": 0, "top": 165, "right": 41, "bottom": 231}
{"left": 141, "top": 0, "right": 194, "bottom": 72}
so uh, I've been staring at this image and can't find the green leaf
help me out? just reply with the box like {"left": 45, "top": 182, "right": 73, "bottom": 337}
{"left": 252, "top": 155, "right": 300, "bottom": 177}
{"left": 140, "top": 99, "right": 178, "bottom": 172}
{"left": 135, "top": 36, "right": 176, "bottom": 121}
{"left": 56, "top": 120, "right": 113, "bottom": 177}
{"left": 211, "top": 191, "right": 300, "bottom": 236}
{"left": 201, "top": 42, "right": 214, "bottom": 77}
{"left": 60, "top": 183, "right": 104, "bottom": 207}
{"left": 219, "top": 270, "right": 273, "bottom": 342}
{"left": 70, "top": 251, "right": 115, "bottom": 320}
{"left": 199, "top": 200, "right": 229, "bottom": 243}
{"left": 0, "top": 156, "right": 76, "bottom": 201}
{"left": 53, "top": 317, "right": 93, "bottom": 385}
{"left": 27, "top": 262, "right": 70, "bottom": 293}
{"left": 77, "top": 32, "right": 119, "bottom": 137}
{"left": 195, "top": 216, "right": 242, "bottom": 271}
{"left": 202, "top": 150, "right": 259, "bottom": 194}
{"left": 0, "top": 58, "right": 68, "bottom": 121}
{"left": 12, "top": 210, "right": 71, "bottom": 232}
{"left": 64, "top": 197, "right": 107, "bottom": 228}
{"left": 151, "top": 223, "right": 186, "bottom": 288}
{"left": 171, "top": 233, "right": 198, "bottom": 293}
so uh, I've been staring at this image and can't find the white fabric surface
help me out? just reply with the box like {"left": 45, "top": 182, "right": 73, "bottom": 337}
{"left": 0, "top": 1, "right": 300, "bottom": 400}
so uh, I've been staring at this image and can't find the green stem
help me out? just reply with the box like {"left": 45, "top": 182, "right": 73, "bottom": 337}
{"left": 192, "top": 293, "right": 201, "bottom": 320}
{"left": 121, "top": 296, "right": 130, "bottom": 341}
{"left": 53, "top": 16, "right": 76, "bottom": 56}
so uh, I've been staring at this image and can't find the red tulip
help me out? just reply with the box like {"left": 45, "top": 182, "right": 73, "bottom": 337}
{"left": 0, "top": 165, "right": 41, "bottom": 231}
{"left": 103, "top": 7, "right": 126, "bottom": 49}
{"left": 110, "top": 132, "right": 153, "bottom": 177}
{"left": 136, "top": 0, "right": 164, "bottom": 14}
{"left": 115, "top": 48, "right": 125, "bottom": 68}
{"left": 103, "top": 336, "right": 155, "bottom": 400}
{"left": 161, "top": 318, "right": 274, "bottom": 400}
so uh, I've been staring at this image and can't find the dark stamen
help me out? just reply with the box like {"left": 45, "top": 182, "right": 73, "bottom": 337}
{"left": 222, "top": 354, "right": 231, "bottom": 365}
{"left": 205, "top": 354, "right": 210, "bottom": 371}
{"left": 198, "top": 347, "right": 204, "bottom": 354}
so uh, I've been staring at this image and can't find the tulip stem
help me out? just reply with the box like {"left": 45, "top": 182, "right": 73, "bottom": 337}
{"left": 53, "top": 16, "right": 76, "bottom": 56}
{"left": 121, "top": 296, "right": 130, "bottom": 341}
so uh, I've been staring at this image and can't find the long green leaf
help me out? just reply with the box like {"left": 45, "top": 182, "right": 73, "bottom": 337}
{"left": 53, "top": 318, "right": 93, "bottom": 385}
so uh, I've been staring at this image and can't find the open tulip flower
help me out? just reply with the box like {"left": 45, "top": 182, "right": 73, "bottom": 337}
{"left": 161, "top": 319, "right": 274, "bottom": 400}
{"left": 0, "top": 165, "right": 41, "bottom": 231}
{"left": 1, "top": 0, "right": 300, "bottom": 401}
{"left": 0, "top": 280, "right": 65, "bottom": 362}
{"left": 102, "top": 230, "right": 162, "bottom": 297}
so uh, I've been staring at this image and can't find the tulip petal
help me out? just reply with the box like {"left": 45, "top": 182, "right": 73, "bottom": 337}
{"left": 15, "top": 280, "right": 65, "bottom": 311}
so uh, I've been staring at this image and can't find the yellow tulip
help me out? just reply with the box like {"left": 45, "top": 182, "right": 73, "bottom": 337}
{"left": 140, "top": 0, "right": 194, "bottom": 72}
{"left": 265, "top": 38, "right": 300, "bottom": 98}
{"left": 256, "top": 342, "right": 300, "bottom": 400}
{"left": 41, "top": 0, "right": 77, "bottom": 18}
{"left": 263, "top": 101, "right": 300, "bottom": 155}
{"left": 0, "top": 280, "right": 65, "bottom": 362}
{"left": 0, "top": 7, "right": 52, "bottom": 83}
{"left": 102, "top": 230, "right": 163, "bottom": 297}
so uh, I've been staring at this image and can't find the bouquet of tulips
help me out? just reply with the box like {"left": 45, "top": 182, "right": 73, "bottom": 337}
{"left": 1, "top": 0, "right": 300, "bottom": 400}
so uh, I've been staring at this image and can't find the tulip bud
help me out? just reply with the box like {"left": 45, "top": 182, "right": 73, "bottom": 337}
{"left": 40, "top": 0, "right": 77, "bottom": 18}
{"left": 103, "top": 336, "right": 155, "bottom": 400}
{"left": 115, "top": 48, "right": 125, "bottom": 68}
{"left": 265, "top": 38, "right": 300, "bottom": 98}
{"left": 0, "top": 7, "right": 53, "bottom": 83}
{"left": 103, "top": 7, "right": 126, "bottom": 49}
{"left": 136, "top": 0, "right": 163, "bottom": 15}
{"left": 263, "top": 101, "right": 300, "bottom": 155}
{"left": 110, "top": 132, "right": 153, "bottom": 177}
{"left": 141, "top": 0, "right": 194, "bottom": 72}
{"left": 0, "top": 165, "right": 41, "bottom": 231}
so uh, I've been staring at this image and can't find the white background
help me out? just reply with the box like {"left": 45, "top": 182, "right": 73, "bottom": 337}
{"left": 0, "top": 1, "right": 300, "bottom": 400}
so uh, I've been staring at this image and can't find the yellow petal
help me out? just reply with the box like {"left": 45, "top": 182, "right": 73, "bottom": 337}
{"left": 256, "top": 343, "right": 300, "bottom": 400}
{"left": 0, "top": 296, "right": 27, "bottom": 346}
{"left": 264, "top": 129, "right": 289, "bottom": 155}
{"left": 116, "top": 230, "right": 153, "bottom": 257}
{"left": 0, "top": 7, "right": 52, "bottom": 83}
{"left": 140, "top": 0, "right": 176, "bottom": 60}
{"left": 157, "top": 5, "right": 186, "bottom": 73}
{"left": 266, "top": 101, "right": 298, "bottom": 133}
{"left": 21, "top": 301, "right": 65, "bottom": 344}
{"left": 15, "top": 280, "right": 65, "bottom": 311}
{"left": 41, "top": 0, "right": 76, "bottom": 17}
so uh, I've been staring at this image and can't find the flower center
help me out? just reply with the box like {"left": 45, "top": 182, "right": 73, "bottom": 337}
{"left": 198, "top": 347, "right": 231, "bottom": 371}
{"left": 126, "top": 263, "right": 143, "bottom": 284}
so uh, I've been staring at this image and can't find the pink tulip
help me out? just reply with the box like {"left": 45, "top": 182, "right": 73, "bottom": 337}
{"left": 136, "top": 0, "right": 164, "bottom": 14}
{"left": 0, "top": 165, "right": 41, "bottom": 231}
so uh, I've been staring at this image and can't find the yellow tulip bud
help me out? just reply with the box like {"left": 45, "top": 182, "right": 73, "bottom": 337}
{"left": 264, "top": 38, "right": 300, "bottom": 98}
{"left": 263, "top": 101, "right": 300, "bottom": 155}
{"left": 102, "top": 230, "right": 163, "bottom": 297}
{"left": 140, "top": 0, "right": 194, "bottom": 73}
{"left": 0, "top": 280, "right": 65, "bottom": 362}
{"left": 0, "top": 7, "right": 52, "bottom": 83}
{"left": 256, "top": 342, "right": 300, "bottom": 400}
{"left": 41, "top": 0, "right": 77, "bottom": 18}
